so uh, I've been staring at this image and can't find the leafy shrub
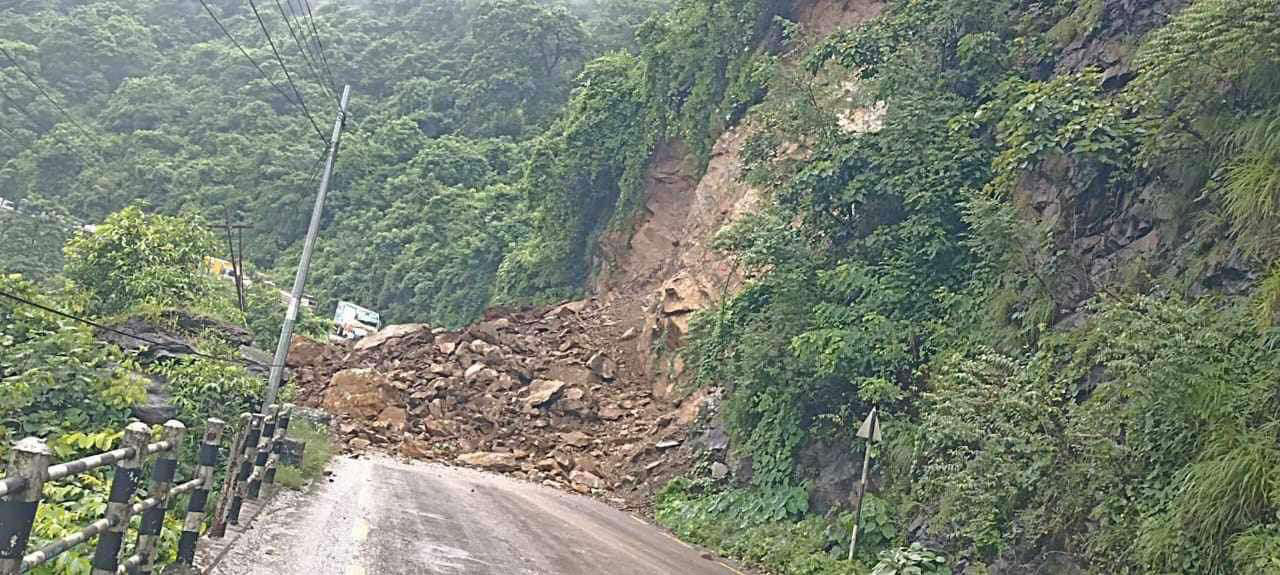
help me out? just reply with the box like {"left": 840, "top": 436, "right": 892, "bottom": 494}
{"left": 916, "top": 351, "right": 1065, "bottom": 555}
{"left": 656, "top": 478, "right": 868, "bottom": 575}
{"left": 0, "top": 275, "right": 144, "bottom": 443}
{"left": 871, "top": 543, "right": 951, "bottom": 575}
{"left": 62, "top": 206, "right": 217, "bottom": 316}
{"left": 150, "top": 353, "right": 264, "bottom": 426}
{"left": 273, "top": 418, "right": 334, "bottom": 491}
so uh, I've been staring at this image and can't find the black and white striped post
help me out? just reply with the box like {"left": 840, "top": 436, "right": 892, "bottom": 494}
{"left": 246, "top": 405, "right": 277, "bottom": 499}
{"left": 129, "top": 420, "right": 186, "bottom": 574}
{"left": 228, "top": 414, "right": 263, "bottom": 525}
{"left": 91, "top": 422, "right": 150, "bottom": 575}
{"left": 263, "top": 404, "right": 292, "bottom": 488}
{"left": 0, "top": 438, "right": 51, "bottom": 575}
{"left": 174, "top": 418, "right": 224, "bottom": 569}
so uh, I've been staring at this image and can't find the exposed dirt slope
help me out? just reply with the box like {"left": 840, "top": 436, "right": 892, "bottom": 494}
{"left": 290, "top": 0, "right": 886, "bottom": 512}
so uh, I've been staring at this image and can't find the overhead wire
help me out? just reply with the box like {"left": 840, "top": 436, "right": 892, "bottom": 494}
{"left": 0, "top": 82, "right": 100, "bottom": 159}
{"left": 196, "top": 0, "right": 328, "bottom": 144}
{"left": 245, "top": 0, "right": 327, "bottom": 142}
{"left": 0, "top": 290, "right": 287, "bottom": 370}
{"left": 299, "top": 0, "right": 338, "bottom": 95}
{"left": 0, "top": 46, "right": 99, "bottom": 143}
{"left": 273, "top": 0, "right": 334, "bottom": 103}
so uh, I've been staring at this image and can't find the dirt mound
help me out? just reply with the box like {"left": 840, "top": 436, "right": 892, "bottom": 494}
{"left": 289, "top": 300, "right": 719, "bottom": 509}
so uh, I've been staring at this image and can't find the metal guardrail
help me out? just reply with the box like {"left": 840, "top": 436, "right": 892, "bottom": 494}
{"left": 0, "top": 404, "right": 295, "bottom": 575}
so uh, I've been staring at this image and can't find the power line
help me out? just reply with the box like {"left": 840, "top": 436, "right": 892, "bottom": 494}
{"left": 299, "top": 0, "right": 338, "bottom": 95}
{"left": 273, "top": 0, "right": 334, "bottom": 103}
{"left": 0, "top": 290, "right": 286, "bottom": 370}
{"left": 0, "top": 82, "right": 100, "bottom": 160}
{"left": 245, "top": 0, "right": 327, "bottom": 142}
{"left": 0, "top": 45, "right": 99, "bottom": 142}
{"left": 195, "top": 0, "right": 326, "bottom": 143}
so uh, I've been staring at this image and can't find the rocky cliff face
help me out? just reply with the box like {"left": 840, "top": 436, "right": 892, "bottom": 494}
{"left": 1008, "top": 0, "right": 1253, "bottom": 328}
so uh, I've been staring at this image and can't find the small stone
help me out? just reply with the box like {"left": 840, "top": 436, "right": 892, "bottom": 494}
{"left": 586, "top": 352, "right": 617, "bottom": 380}
{"left": 525, "top": 379, "right": 568, "bottom": 408}
{"left": 599, "top": 406, "right": 625, "bottom": 420}
{"left": 464, "top": 363, "right": 487, "bottom": 381}
{"left": 400, "top": 439, "right": 432, "bottom": 459}
{"left": 349, "top": 438, "right": 371, "bottom": 450}
{"left": 711, "top": 462, "right": 729, "bottom": 480}
{"left": 560, "top": 431, "right": 593, "bottom": 448}
{"left": 619, "top": 327, "right": 638, "bottom": 340}
{"left": 655, "top": 440, "right": 680, "bottom": 450}
{"left": 570, "top": 469, "right": 604, "bottom": 489}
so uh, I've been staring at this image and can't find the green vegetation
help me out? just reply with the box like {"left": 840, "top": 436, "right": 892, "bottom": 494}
{"left": 0, "top": 0, "right": 673, "bottom": 328}
{"left": 6, "top": 0, "right": 1280, "bottom": 573}
{"left": 272, "top": 418, "right": 334, "bottom": 491}
{"left": 664, "top": 0, "right": 1280, "bottom": 574}
{"left": 0, "top": 209, "right": 293, "bottom": 574}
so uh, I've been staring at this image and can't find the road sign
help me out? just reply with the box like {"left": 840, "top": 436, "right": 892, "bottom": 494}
{"left": 856, "top": 407, "right": 881, "bottom": 442}
{"left": 850, "top": 406, "right": 882, "bottom": 560}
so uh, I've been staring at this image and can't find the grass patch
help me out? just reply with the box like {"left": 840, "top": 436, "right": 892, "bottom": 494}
{"left": 655, "top": 478, "right": 871, "bottom": 575}
{"left": 274, "top": 417, "right": 334, "bottom": 491}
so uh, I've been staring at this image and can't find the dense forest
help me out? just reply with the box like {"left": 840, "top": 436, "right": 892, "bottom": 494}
{"left": 4, "top": 0, "right": 1280, "bottom": 574}
{"left": 0, "top": 0, "right": 673, "bottom": 326}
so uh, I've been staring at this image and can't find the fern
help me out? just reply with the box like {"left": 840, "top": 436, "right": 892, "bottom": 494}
{"left": 1256, "top": 264, "right": 1280, "bottom": 328}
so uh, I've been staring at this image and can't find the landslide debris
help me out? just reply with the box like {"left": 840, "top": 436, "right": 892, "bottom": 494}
{"left": 289, "top": 300, "right": 718, "bottom": 507}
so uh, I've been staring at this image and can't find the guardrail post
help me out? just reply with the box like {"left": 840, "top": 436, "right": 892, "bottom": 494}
{"left": 228, "top": 414, "right": 263, "bottom": 525}
{"left": 174, "top": 418, "right": 224, "bottom": 569}
{"left": 91, "top": 422, "right": 149, "bottom": 575}
{"left": 208, "top": 414, "right": 250, "bottom": 538}
{"left": 132, "top": 420, "right": 185, "bottom": 574}
{"left": 263, "top": 404, "right": 292, "bottom": 488}
{"left": 247, "top": 405, "right": 277, "bottom": 499}
{"left": 0, "top": 438, "right": 51, "bottom": 575}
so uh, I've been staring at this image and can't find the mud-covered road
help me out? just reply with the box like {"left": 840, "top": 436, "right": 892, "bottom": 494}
{"left": 207, "top": 455, "right": 743, "bottom": 575}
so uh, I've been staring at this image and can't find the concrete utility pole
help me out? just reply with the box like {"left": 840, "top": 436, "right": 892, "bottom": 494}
{"left": 263, "top": 84, "right": 351, "bottom": 408}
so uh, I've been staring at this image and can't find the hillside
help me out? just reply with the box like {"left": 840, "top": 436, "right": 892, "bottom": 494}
{"left": 5, "top": 0, "right": 1280, "bottom": 574}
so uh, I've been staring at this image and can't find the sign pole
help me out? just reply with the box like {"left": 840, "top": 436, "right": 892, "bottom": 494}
{"left": 849, "top": 407, "right": 880, "bottom": 561}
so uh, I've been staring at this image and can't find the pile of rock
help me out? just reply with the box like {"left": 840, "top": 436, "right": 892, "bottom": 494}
{"left": 289, "top": 300, "right": 716, "bottom": 503}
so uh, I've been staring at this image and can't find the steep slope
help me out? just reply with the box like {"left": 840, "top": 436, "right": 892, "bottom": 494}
{"left": 289, "top": 0, "right": 887, "bottom": 513}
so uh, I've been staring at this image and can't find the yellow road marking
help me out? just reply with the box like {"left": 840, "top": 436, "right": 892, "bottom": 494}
{"left": 719, "top": 560, "right": 745, "bottom": 575}
{"left": 351, "top": 517, "right": 370, "bottom": 542}
{"left": 345, "top": 565, "right": 366, "bottom": 575}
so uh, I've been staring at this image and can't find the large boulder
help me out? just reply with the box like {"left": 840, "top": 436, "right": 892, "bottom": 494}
{"left": 457, "top": 452, "right": 519, "bottom": 471}
{"left": 131, "top": 373, "right": 178, "bottom": 424}
{"left": 525, "top": 380, "right": 567, "bottom": 408}
{"left": 287, "top": 335, "right": 329, "bottom": 367}
{"left": 322, "top": 369, "right": 401, "bottom": 420}
{"left": 354, "top": 324, "right": 432, "bottom": 352}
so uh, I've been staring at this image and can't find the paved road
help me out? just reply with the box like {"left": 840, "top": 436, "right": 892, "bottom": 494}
{"left": 208, "top": 455, "right": 744, "bottom": 575}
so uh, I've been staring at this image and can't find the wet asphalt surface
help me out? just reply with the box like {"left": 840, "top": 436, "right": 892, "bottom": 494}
{"left": 208, "top": 455, "right": 743, "bottom": 575}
